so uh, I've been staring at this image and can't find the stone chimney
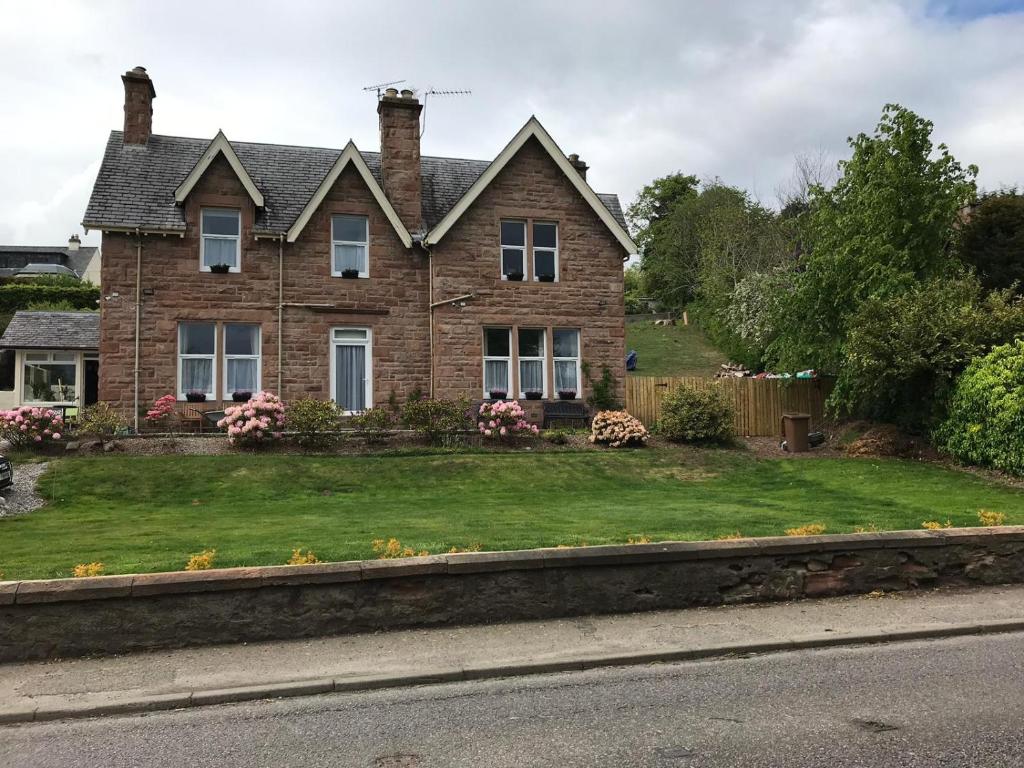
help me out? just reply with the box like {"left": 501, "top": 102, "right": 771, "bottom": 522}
{"left": 378, "top": 89, "right": 423, "bottom": 232}
{"left": 67, "top": 234, "right": 81, "bottom": 251}
{"left": 122, "top": 66, "right": 156, "bottom": 145}
{"left": 567, "top": 153, "right": 589, "bottom": 181}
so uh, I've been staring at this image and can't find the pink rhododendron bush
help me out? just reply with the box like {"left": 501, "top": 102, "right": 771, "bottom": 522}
{"left": 477, "top": 400, "right": 539, "bottom": 439}
{"left": 145, "top": 394, "right": 177, "bottom": 424}
{"left": 590, "top": 410, "right": 649, "bottom": 448}
{"left": 0, "top": 406, "right": 64, "bottom": 447}
{"left": 217, "top": 391, "right": 286, "bottom": 447}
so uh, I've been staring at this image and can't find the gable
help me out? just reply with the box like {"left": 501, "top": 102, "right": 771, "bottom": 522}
{"left": 423, "top": 117, "right": 637, "bottom": 255}
{"left": 174, "top": 130, "right": 264, "bottom": 208}
{"left": 285, "top": 142, "right": 412, "bottom": 248}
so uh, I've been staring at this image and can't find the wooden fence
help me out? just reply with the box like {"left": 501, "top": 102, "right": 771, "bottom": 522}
{"left": 625, "top": 376, "right": 834, "bottom": 437}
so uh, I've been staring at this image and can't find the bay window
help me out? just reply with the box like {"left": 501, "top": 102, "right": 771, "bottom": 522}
{"left": 518, "top": 328, "right": 546, "bottom": 397}
{"left": 332, "top": 215, "right": 369, "bottom": 277}
{"left": 224, "top": 324, "right": 260, "bottom": 398}
{"left": 483, "top": 328, "right": 511, "bottom": 396}
{"left": 200, "top": 208, "right": 240, "bottom": 272}
{"left": 553, "top": 329, "right": 581, "bottom": 397}
{"left": 500, "top": 221, "right": 526, "bottom": 279}
{"left": 23, "top": 351, "right": 77, "bottom": 403}
{"left": 178, "top": 323, "right": 216, "bottom": 399}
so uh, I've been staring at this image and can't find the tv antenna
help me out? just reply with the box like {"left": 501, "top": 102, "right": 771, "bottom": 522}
{"left": 362, "top": 79, "right": 407, "bottom": 99}
{"left": 421, "top": 88, "right": 472, "bottom": 138}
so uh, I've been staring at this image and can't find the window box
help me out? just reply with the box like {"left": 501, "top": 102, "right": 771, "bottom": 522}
{"left": 506, "top": 271, "right": 524, "bottom": 282}
{"left": 208, "top": 264, "right": 231, "bottom": 274}
{"left": 231, "top": 391, "right": 252, "bottom": 402}
{"left": 525, "top": 389, "right": 543, "bottom": 400}
{"left": 340, "top": 268, "right": 360, "bottom": 279}
{"left": 185, "top": 391, "right": 207, "bottom": 403}
{"left": 558, "top": 389, "right": 577, "bottom": 400}
{"left": 537, "top": 273, "right": 556, "bottom": 283}
{"left": 488, "top": 389, "right": 507, "bottom": 400}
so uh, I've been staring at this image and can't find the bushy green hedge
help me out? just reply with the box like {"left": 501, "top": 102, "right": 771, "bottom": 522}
{"left": 657, "top": 384, "right": 734, "bottom": 443}
{"left": 937, "top": 340, "right": 1024, "bottom": 475}
{"left": 0, "top": 283, "right": 99, "bottom": 314}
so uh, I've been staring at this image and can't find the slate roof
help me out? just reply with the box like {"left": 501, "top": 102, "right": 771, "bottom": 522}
{"left": 0, "top": 245, "right": 99, "bottom": 279}
{"left": 83, "top": 131, "right": 628, "bottom": 236}
{"left": 0, "top": 311, "right": 100, "bottom": 350}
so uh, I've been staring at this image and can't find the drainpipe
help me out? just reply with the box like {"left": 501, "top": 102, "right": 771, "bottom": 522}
{"left": 277, "top": 235, "right": 284, "bottom": 394}
{"left": 132, "top": 228, "right": 142, "bottom": 433}
{"left": 426, "top": 242, "right": 434, "bottom": 398}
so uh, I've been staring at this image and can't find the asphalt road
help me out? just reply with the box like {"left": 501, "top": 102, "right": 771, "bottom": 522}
{"left": 4, "top": 633, "right": 1023, "bottom": 767}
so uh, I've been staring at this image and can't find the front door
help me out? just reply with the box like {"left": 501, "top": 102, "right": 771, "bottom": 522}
{"left": 84, "top": 358, "right": 99, "bottom": 405}
{"left": 331, "top": 328, "right": 371, "bottom": 413}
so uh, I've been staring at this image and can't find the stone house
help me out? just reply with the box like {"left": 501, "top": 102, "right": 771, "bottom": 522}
{"left": 83, "top": 67, "right": 635, "bottom": 427}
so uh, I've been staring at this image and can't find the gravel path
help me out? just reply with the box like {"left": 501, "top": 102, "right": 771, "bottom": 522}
{"left": 0, "top": 460, "right": 48, "bottom": 517}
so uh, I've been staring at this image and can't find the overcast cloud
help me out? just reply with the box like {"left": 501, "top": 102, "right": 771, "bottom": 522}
{"left": 1, "top": 0, "right": 1023, "bottom": 247}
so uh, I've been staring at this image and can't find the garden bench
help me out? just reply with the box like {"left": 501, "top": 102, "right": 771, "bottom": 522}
{"left": 542, "top": 401, "right": 590, "bottom": 430}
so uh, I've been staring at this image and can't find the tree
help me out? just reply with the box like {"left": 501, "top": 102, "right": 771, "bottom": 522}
{"left": 957, "top": 190, "right": 1024, "bottom": 292}
{"left": 770, "top": 104, "right": 978, "bottom": 377}
{"left": 623, "top": 264, "right": 646, "bottom": 314}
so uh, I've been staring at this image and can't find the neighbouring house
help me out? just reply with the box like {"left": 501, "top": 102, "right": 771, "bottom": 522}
{"left": 0, "top": 311, "right": 99, "bottom": 411}
{"left": 83, "top": 66, "right": 635, "bottom": 427}
{"left": 0, "top": 237, "right": 101, "bottom": 283}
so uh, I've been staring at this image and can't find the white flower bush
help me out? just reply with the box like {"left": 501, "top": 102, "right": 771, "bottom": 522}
{"left": 589, "top": 410, "right": 649, "bottom": 448}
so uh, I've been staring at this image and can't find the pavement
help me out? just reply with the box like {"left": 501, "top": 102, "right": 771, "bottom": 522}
{"left": 2, "top": 583, "right": 1024, "bottom": 725}
{"left": 5, "top": 631, "right": 1024, "bottom": 767}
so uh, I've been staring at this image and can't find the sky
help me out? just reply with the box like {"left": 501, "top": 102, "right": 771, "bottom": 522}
{"left": 1, "top": 0, "right": 1023, "bottom": 247}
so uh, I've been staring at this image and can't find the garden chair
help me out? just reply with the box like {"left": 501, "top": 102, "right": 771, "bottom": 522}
{"left": 177, "top": 406, "right": 205, "bottom": 434}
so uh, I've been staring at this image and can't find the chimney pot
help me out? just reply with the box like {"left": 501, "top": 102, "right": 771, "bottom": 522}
{"left": 121, "top": 65, "right": 156, "bottom": 145}
{"left": 400, "top": 89, "right": 414, "bottom": 99}
{"left": 384, "top": 87, "right": 399, "bottom": 98}
{"left": 568, "top": 153, "right": 589, "bottom": 181}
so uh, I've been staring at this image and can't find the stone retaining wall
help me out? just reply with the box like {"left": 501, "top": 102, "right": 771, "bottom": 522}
{"left": 2, "top": 527, "right": 1023, "bottom": 662}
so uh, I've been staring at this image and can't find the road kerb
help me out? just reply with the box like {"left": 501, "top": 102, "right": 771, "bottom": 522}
{"left": 4, "top": 618, "right": 1023, "bottom": 725}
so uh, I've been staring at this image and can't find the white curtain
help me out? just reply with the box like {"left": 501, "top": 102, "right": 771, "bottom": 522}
{"left": 336, "top": 345, "right": 366, "bottom": 411}
{"left": 520, "top": 360, "right": 543, "bottom": 392}
{"left": 227, "top": 359, "right": 257, "bottom": 394}
{"left": 554, "top": 361, "right": 578, "bottom": 391}
{"left": 485, "top": 360, "right": 508, "bottom": 392}
{"left": 203, "top": 237, "right": 237, "bottom": 268}
{"left": 182, "top": 358, "right": 213, "bottom": 393}
{"left": 334, "top": 244, "right": 366, "bottom": 273}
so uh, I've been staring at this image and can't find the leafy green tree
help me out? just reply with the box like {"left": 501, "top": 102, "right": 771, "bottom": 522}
{"left": 770, "top": 104, "right": 978, "bottom": 378}
{"left": 623, "top": 264, "right": 647, "bottom": 314}
{"left": 957, "top": 190, "right": 1024, "bottom": 292}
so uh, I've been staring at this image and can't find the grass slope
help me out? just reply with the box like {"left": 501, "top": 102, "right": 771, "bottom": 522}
{"left": 2, "top": 449, "right": 1023, "bottom": 580}
{"left": 625, "top": 321, "right": 726, "bottom": 377}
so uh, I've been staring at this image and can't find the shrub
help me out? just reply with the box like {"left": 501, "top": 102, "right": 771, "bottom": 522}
{"left": 352, "top": 407, "right": 395, "bottom": 445}
{"left": 287, "top": 548, "right": 320, "bottom": 565}
{"left": 582, "top": 362, "right": 619, "bottom": 410}
{"left": 72, "top": 562, "right": 104, "bottom": 577}
{"left": 401, "top": 397, "right": 471, "bottom": 445}
{"left": 937, "top": 340, "right": 1024, "bottom": 474}
{"left": 977, "top": 509, "right": 1006, "bottom": 527}
{"left": 145, "top": 394, "right": 177, "bottom": 424}
{"left": 589, "top": 410, "right": 649, "bottom": 448}
{"left": 185, "top": 548, "right": 216, "bottom": 571}
{"left": 0, "top": 406, "right": 64, "bottom": 447}
{"left": 372, "top": 538, "right": 428, "bottom": 559}
{"left": 922, "top": 519, "right": 953, "bottom": 530}
{"left": 286, "top": 397, "right": 341, "bottom": 450}
{"left": 657, "top": 384, "right": 734, "bottom": 443}
{"left": 542, "top": 428, "right": 574, "bottom": 445}
{"left": 476, "top": 400, "right": 539, "bottom": 439}
{"left": 785, "top": 524, "right": 826, "bottom": 536}
{"left": 218, "top": 391, "right": 286, "bottom": 447}
{"left": 75, "top": 402, "right": 126, "bottom": 437}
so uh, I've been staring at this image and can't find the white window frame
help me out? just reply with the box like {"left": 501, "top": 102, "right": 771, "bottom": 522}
{"left": 552, "top": 328, "right": 581, "bottom": 398}
{"left": 532, "top": 222, "right": 559, "bottom": 282}
{"left": 199, "top": 207, "right": 241, "bottom": 273}
{"left": 517, "top": 327, "right": 547, "bottom": 399}
{"left": 329, "top": 326, "right": 372, "bottom": 415}
{"left": 482, "top": 327, "right": 512, "bottom": 398}
{"left": 22, "top": 350, "right": 79, "bottom": 405}
{"left": 500, "top": 220, "right": 526, "bottom": 280}
{"left": 223, "top": 324, "right": 261, "bottom": 399}
{"left": 178, "top": 322, "right": 217, "bottom": 401}
{"left": 331, "top": 214, "right": 370, "bottom": 278}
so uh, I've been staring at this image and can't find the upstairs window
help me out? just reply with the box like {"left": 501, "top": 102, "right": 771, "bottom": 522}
{"left": 533, "top": 222, "right": 558, "bottom": 282}
{"left": 518, "top": 328, "right": 546, "bottom": 398}
{"left": 224, "top": 324, "right": 260, "bottom": 398}
{"left": 500, "top": 221, "right": 526, "bottom": 280}
{"left": 332, "top": 215, "right": 369, "bottom": 278}
{"left": 178, "top": 322, "right": 216, "bottom": 399}
{"left": 483, "top": 327, "right": 512, "bottom": 397}
{"left": 200, "top": 208, "right": 240, "bottom": 272}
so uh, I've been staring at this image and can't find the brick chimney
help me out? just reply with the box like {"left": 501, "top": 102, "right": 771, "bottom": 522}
{"left": 122, "top": 66, "right": 156, "bottom": 145}
{"left": 567, "top": 153, "right": 589, "bottom": 181}
{"left": 378, "top": 88, "right": 423, "bottom": 232}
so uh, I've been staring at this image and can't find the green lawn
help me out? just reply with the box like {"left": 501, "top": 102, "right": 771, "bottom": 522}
{"left": 625, "top": 321, "right": 726, "bottom": 376}
{"left": 2, "top": 448, "right": 1022, "bottom": 580}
